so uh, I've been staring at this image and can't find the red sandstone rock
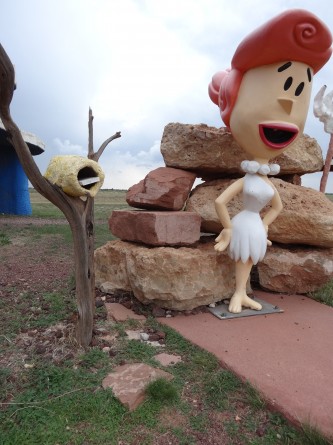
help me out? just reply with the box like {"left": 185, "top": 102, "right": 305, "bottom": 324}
{"left": 105, "top": 303, "right": 146, "bottom": 322}
{"left": 109, "top": 210, "right": 201, "bottom": 246}
{"left": 102, "top": 363, "right": 173, "bottom": 410}
{"left": 126, "top": 166, "right": 196, "bottom": 210}
{"left": 257, "top": 245, "right": 333, "bottom": 294}
{"left": 154, "top": 353, "right": 182, "bottom": 367}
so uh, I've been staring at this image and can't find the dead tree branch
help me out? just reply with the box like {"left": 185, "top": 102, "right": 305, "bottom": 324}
{"left": 88, "top": 107, "right": 94, "bottom": 158}
{"left": 87, "top": 108, "right": 121, "bottom": 162}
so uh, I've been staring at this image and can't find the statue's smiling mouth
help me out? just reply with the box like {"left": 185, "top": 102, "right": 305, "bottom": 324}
{"left": 259, "top": 123, "right": 299, "bottom": 149}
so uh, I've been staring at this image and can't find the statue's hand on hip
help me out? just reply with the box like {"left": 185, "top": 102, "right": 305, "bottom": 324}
{"left": 214, "top": 228, "right": 232, "bottom": 252}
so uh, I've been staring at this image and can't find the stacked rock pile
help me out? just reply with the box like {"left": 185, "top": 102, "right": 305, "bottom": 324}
{"left": 95, "top": 123, "right": 333, "bottom": 310}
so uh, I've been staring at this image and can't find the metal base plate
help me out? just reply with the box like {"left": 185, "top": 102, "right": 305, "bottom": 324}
{"left": 208, "top": 297, "right": 284, "bottom": 320}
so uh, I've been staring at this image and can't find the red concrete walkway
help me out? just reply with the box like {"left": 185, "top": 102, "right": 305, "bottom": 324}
{"left": 160, "top": 291, "right": 333, "bottom": 438}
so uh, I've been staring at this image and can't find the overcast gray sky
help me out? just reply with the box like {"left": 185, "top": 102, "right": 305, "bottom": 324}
{"left": 2, "top": 0, "right": 333, "bottom": 191}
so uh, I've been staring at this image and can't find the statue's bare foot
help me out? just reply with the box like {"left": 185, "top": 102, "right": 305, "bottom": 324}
{"left": 228, "top": 293, "right": 262, "bottom": 313}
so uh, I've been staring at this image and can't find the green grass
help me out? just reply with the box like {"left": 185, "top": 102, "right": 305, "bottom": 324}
{"left": 117, "top": 339, "right": 158, "bottom": 364}
{"left": 203, "top": 368, "right": 242, "bottom": 410}
{"left": 0, "top": 363, "right": 126, "bottom": 445}
{"left": 1, "top": 317, "right": 331, "bottom": 445}
{"left": 189, "top": 412, "right": 209, "bottom": 432}
{"left": 0, "top": 289, "right": 76, "bottom": 340}
{"left": 0, "top": 189, "right": 127, "bottom": 249}
{"left": 310, "top": 279, "right": 333, "bottom": 307}
{"left": 301, "top": 424, "right": 333, "bottom": 445}
{"left": 29, "top": 188, "right": 129, "bottom": 220}
{"left": 0, "top": 231, "right": 11, "bottom": 245}
{"left": 31, "top": 188, "right": 126, "bottom": 247}
{"left": 244, "top": 381, "right": 266, "bottom": 410}
{"left": 145, "top": 378, "right": 179, "bottom": 405}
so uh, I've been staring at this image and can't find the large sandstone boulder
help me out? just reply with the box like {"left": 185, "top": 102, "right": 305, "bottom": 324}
{"left": 257, "top": 245, "right": 333, "bottom": 294}
{"left": 161, "top": 123, "right": 323, "bottom": 179}
{"left": 94, "top": 240, "right": 332, "bottom": 310}
{"left": 126, "top": 166, "right": 196, "bottom": 210}
{"left": 94, "top": 238, "right": 238, "bottom": 310}
{"left": 109, "top": 210, "right": 201, "bottom": 246}
{"left": 186, "top": 179, "right": 242, "bottom": 233}
{"left": 269, "top": 180, "right": 333, "bottom": 247}
{"left": 186, "top": 178, "right": 333, "bottom": 248}
{"left": 94, "top": 240, "right": 132, "bottom": 293}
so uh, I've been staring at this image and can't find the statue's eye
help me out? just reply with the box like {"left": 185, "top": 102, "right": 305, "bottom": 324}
{"left": 307, "top": 68, "right": 312, "bottom": 82}
{"left": 295, "top": 82, "right": 304, "bottom": 96}
{"left": 284, "top": 77, "right": 293, "bottom": 91}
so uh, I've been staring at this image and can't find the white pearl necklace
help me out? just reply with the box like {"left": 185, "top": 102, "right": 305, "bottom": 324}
{"left": 241, "top": 160, "right": 280, "bottom": 176}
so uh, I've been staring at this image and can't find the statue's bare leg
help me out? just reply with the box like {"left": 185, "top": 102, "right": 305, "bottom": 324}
{"left": 228, "top": 260, "right": 262, "bottom": 313}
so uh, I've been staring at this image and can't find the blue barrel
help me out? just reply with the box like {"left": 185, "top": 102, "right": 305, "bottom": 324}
{"left": 0, "top": 124, "right": 44, "bottom": 216}
{"left": 0, "top": 146, "right": 32, "bottom": 215}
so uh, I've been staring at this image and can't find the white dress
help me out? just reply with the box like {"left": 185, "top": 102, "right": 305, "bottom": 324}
{"left": 229, "top": 170, "right": 275, "bottom": 265}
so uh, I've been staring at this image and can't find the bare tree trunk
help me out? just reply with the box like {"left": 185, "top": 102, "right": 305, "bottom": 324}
{"left": 0, "top": 43, "right": 120, "bottom": 347}
{"left": 70, "top": 197, "right": 95, "bottom": 346}
{"left": 320, "top": 135, "right": 333, "bottom": 193}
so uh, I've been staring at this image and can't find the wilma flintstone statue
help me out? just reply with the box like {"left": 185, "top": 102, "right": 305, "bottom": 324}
{"left": 209, "top": 9, "right": 332, "bottom": 313}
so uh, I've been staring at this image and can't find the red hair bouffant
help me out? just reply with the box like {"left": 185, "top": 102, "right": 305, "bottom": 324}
{"left": 208, "top": 9, "right": 332, "bottom": 127}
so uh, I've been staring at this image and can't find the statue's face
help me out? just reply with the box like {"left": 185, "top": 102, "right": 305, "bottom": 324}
{"left": 229, "top": 61, "right": 313, "bottom": 161}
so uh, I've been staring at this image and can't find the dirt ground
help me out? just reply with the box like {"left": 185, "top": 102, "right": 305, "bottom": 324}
{"left": 0, "top": 217, "right": 81, "bottom": 369}
{"left": 0, "top": 217, "right": 73, "bottom": 291}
